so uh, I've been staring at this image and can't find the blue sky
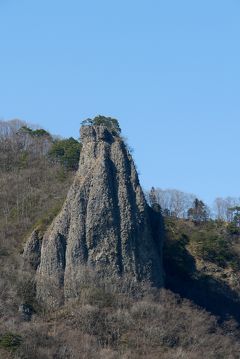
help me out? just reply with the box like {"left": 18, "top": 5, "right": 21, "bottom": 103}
{"left": 0, "top": 0, "right": 239, "bottom": 204}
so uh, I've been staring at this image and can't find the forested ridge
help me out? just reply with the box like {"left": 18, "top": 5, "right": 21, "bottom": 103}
{"left": 0, "top": 119, "right": 240, "bottom": 359}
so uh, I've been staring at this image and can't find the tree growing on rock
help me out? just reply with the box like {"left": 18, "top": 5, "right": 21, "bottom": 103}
{"left": 81, "top": 115, "right": 121, "bottom": 135}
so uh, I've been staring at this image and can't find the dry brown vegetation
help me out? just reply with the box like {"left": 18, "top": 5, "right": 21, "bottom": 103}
{"left": 0, "top": 120, "right": 73, "bottom": 323}
{"left": 1, "top": 272, "right": 240, "bottom": 358}
{"left": 1, "top": 120, "right": 240, "bottom": 358}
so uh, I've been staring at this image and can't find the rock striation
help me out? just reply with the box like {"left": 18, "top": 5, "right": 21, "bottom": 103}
{"left": 24, "top": 125, "right": 164, "bottom": 307}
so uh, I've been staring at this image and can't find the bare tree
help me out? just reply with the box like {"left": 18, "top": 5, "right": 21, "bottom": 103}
{"left": 214, "top": 197, "right": 240, "bottom": 221}
{"left": 146, "top": 188, "right": 196, "bottom": 218}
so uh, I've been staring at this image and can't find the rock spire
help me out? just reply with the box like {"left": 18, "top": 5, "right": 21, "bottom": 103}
{"left": 24, "top": 125, "right": 164, "bottom": 307}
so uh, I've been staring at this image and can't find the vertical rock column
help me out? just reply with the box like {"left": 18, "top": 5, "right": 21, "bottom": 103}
{"left": 24, "top": 125, "right": 164, "bottom": 308}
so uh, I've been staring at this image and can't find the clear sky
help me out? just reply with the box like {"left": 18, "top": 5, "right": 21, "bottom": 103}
{"left": 0, "top": 0, "right": 239, "bottom": 204}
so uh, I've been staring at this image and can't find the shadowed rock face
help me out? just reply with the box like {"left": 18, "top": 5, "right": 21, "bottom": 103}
{"left": 24, "top": 125, "right": 164, "bottom": 307}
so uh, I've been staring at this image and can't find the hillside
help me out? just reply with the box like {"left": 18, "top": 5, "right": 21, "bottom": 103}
{"left": 0, "top": 119, "right": 240, "bottom": 359}
{"left": 164, "top": 217, "right": 240, "bottom": 322}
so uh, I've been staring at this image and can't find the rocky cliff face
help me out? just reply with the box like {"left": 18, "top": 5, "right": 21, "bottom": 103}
{"left": 24, "top": 125, "right": 164, "bottom": 307}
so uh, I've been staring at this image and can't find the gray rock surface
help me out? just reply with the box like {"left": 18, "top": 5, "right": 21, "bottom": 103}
{"left": 22, "top": 229, "right": 42, "bottom": 270}
{"left": 24, "top": 125, "right": 164, "bottom": 307}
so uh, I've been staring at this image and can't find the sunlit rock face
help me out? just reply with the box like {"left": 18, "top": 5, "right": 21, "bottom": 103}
{"left": 24, "top": 125, "right": 164, "bottom": 307}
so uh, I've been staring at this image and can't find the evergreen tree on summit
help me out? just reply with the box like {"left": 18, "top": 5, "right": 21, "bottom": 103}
{"left": 81, "top": 115, "right": 121, "bottom": 135}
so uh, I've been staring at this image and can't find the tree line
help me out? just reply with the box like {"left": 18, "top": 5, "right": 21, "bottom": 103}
{"left": 147, "top": 187, "right": 240, "bottom": 226}
{"left": 0, "top": 116, "right": 121, "bottom": 171}
{"left": 0, "top": 119, "right": 81, "bottom": 171}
